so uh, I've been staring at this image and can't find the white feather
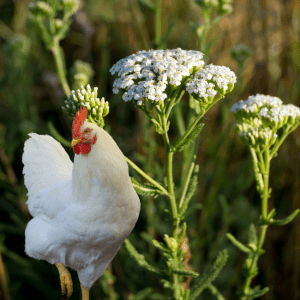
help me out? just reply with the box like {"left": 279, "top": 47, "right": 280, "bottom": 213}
{"left": 23, "top": 124, "right": 140, "bottom": 289}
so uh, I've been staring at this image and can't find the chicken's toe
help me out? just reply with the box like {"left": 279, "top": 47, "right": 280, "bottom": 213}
{"left": 80, "top": 283, "right": 89, "bottom": 300}
{"left": 55, "top": 263, "right": 73, "bottom": 298}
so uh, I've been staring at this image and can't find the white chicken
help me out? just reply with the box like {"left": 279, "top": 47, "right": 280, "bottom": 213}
{"left": 23, "top": 107, "right": 140, "bottom": 300}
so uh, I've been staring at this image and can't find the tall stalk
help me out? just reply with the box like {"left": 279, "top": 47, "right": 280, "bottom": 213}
{"left": 240, "top": 149, "right": 270, "bottom": 299}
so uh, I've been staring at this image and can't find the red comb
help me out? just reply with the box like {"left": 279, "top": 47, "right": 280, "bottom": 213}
{"left": 72, "top": 107, "right": 88, "bottom": 139}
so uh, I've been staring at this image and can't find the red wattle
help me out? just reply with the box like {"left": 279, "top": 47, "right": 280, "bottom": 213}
{"left": 73, "top": 142, "right": 92, "bottom": 155}
{"left": 79, "top": 142, "right": 91, "bottom": 155}
{"left": 73, "top": 144, "right": 81, "bottom": 155}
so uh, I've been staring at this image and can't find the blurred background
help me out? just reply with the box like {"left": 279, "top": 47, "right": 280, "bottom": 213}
{"left": 0, "top": 0, "right": 300, "bottom": 299}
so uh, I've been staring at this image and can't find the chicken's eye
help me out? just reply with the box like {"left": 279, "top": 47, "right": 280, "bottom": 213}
{"left": 84, "top": 129, "right": 89, "bottom": 133}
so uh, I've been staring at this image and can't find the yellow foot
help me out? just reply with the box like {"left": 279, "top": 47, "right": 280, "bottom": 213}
{"left": 80, "top": 283, "right": 89, "bottom": 300}
{"left": 55, "top": 263, "right": 73, "bottom": 298}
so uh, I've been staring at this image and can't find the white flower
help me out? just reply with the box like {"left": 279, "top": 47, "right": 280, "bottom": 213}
{"left": 186, "top": 64, "right": 236, "bottom": 102}
{"left": 231, "top": 94, "right": 282, "bottom": 114}
{"left": 232, "top": 94, "right": 300, "bottom": 147}
{"left": 110, "top": 48, "right": 205, "bottom": 105}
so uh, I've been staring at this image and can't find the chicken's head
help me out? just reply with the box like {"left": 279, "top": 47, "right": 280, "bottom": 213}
{"left": 72, "top": 107, "right": 97, "bottom": 155}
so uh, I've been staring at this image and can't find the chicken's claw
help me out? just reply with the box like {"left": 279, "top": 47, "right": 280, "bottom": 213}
{"left": 81, "top": 283, "right": 89, "bottom": 300}
{"left": 55, "top": 263, "right": 73, "bottom": 298}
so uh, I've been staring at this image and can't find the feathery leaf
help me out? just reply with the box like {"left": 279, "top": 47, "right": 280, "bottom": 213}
{"left": 131, "top": 177, "right": 164, "bottom": 198}
{"left": 248, "top": 224, "right": 257, "bottom": 246}
{"left": 189, "top": 250, "right": 228, "bottom": 300}
{"left": 172, "top": 123, "right": 204, "bottom": 152}
{"left": 226, "top": 233, "right": 251, "bottom": 253}
{"left": 124, "top": 239, "right": 160, "bottom": 274}
{"left": 245, "top": 286, "right": 269, "bottom": 299}
{"left": 179, "top": 169, "right": 198, "bottom": 217}
{"left": 171, "top": 267, "right": 199, "bottom": 278}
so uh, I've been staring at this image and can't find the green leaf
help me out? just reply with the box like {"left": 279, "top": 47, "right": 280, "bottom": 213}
{"left": 245, "top": 286, "right": 269, "bottom": 299}
{"left": 152, "top": 119, "right": 164, "bottom": 134}
{"left": 226, "top": 233, "right": 251, "bottom": 253}
{"left": 172, "top": 122, "right": 204, "bottom": 152}
{"left": 128, "top": 288, "right": 153, "bottom": 300}
{"left": 178, "top": 222, "right": 187, "bottom": 244}
{"left": 124, "top": 239, "right": 159, "bottom": 274}
{"left": 171, "top": 267, "right": 199, "bottom": 278}
{"left": 269, "top": 209, "right": 300, "bottom": 226}
{"left": 152, "top": 239, "right": 169, "bottom": 253}
{"left": 248, "top": 224, "right": 257, "bottom": 246}
{"left": 207, "top": 284, "right": 226, "bottom": 300}
{"left": 138, "top": 0, "right": 155, "bottom": 12}
{"left": 160, "top": 279, "right": 174, "bottom": 290}
{"left": 140, "top": 231, "right": 154, "bottom": 243}
{"left": 163, "top": 234, "right": 177, "bottom": 252}
{"left": 267, "top": 208, "right": 276, "bottom": 220}
{"left": 189, "top": 250, "right": 228, "bottom": 300}
{"left": 183, "top": 289, "right": 190, "bottom": 300}
{"left": 159, "top": 22, "right": 175, "bottom": 49}
{"left": 130, "top": 177, "right": 163, "bottom": 198}
{"left": 48, "top": 121, "right": 72, "bottom": 148}
{"left": 179, "top": 169, "right": 198, "bottom": 217}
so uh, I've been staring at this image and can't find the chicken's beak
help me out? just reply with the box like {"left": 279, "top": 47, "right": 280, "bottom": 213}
{"left": 71, "top": 138, "right": 81, "bottom": 147}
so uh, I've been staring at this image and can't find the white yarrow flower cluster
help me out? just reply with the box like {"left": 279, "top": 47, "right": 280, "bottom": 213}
{"left": 231, "top": 94, "right": 300, "bottom": 148}
{"left": 110, "top": 48, "right": 205, "bottom": 105}
{"left": 258, "top": 103, "right": 300, "bottom": 128}
{"left": 231, "top": 94, "right": 282, "bottom": 116}
{"left": 186, "top": 64, "right": 236, "bottom": 104}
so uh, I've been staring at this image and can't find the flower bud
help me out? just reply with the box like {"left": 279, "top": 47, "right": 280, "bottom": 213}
{"left": 62, "top": 0, "right": 79, "bottom": 15}
{"left": 62, "top": 85, "right": 109, "bottom": 128}
{"left": 28, "top": 1, "right": 53, "bottom": 16}
{"left": 54, "top": 19, "right": 63, "bottom": 31}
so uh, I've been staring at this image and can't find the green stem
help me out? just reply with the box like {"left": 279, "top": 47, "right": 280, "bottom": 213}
{"left": 50, "top": 39, "right": 71, "bottom": 97}
{"left": 270, "top": 125, "right": 293, "bottom": 158}
{"left": 154, "top": 0, "right": 162, "bottom": 48}
{"left": 159, "top": 105, "right": 180, "bottom": 299}
{"left": 161, "top": 112, "right": 178, "bottom": 232}
{"left": 240, "top": 225, "right": 268, "bottom": 300}
{"left": 124, "top": 156, "right": 169, "bottom": 196}
{"left": 174, "top": 95, "right": 222, "bottom": 151}
{"left": 249, "top": 147, "right": 264, "bottom": 193}
{"left": 179, "top": 158, "right": 195, "bottom": 209}
{"left": 48, "top": 121, "right": 72, "bottom": 148}
{"left": 240, "top": 148, "right": 271, "bottom": 300}
{"left": 165, "top": 88, "right": 185, "bottom": 120}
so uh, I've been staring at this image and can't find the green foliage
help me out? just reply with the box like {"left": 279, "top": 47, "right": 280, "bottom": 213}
{"left": 179, "top": 165, "right": 199, "bottom": 218}
{"left": 265, "top": 209, "right": 299, "bottom": 226}
{"left": 248, "top": 224, "right": 258, "bottom": 250}
{"left": 28, "top": 0, "right": 78, "bottom": 48}
{"left": 138, "top": 0, "right": 155, "bottom": 12}
{"left": 1, "top": 1, "right": 299, "bottom": 299}
{"left": 243, "top": 286, "right": 269, "bottom": 300}
{"left": 178, "top": 222, "right": 187, "bottom": 244}
{"left": 152, "top": 239, "right": 169, "bottom": 252}
{"left": 207, "top": 284, "right": 226, "bottom": 300}
{"left": 170, "top": 267, "right": 199, "bottom": 278}
{"left": 231, "top": 44, "right": 252, "bottom": 68}
{"left": 70, "top": 60, "right": 94, "bottom": 91}
{"left": 124, "top": 239, "right": 160, "bottom": 274}
{"left": 189, "top": 250, "right": 229, "bottom": 300}
{"left": 131, "top": 177, "right": 164, "bottom": 198}
{"left": 172, "top": 123, "right": 205, "bottom": 152}
{"left": 226, "top": 233, "right": 251, "bottom": 253}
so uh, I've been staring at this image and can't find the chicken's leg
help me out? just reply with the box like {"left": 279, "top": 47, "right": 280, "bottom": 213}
{"left": 55, "top": 263, "right": 73, "bottom": 298}
{"left": 80, "top": 283, "right": 89, "bottom": 300}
